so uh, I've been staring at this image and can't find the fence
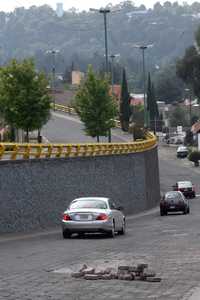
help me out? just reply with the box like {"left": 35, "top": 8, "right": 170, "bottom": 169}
{"left": 53, "top": 103, "right": 121, "bottom": 128}
{"left": 0, "top": 132, "right": 156, "bottom": 160}
{"left": 0, "top": 104, "right": 157, "bottom": 160}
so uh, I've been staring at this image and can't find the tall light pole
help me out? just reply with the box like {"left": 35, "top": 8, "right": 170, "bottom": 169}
{"left": 109, "top": 54, "right": 120, "bottom": 94}
{"left": 90, "top": 7, "right": 112, "bottom": 142}
{"left": 185, "top": 88, "right": 192, "bottom": 127}
{"left": 46, "top": 49, "right": 60, "bottom": 110}
{"left": 90, "top": 8, "right": 111, "bottom": 74}
{"left": 132, "top": 44, "right": 154, "bottom": 128}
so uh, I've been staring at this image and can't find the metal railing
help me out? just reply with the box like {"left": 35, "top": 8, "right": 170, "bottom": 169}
{"left": 54, "top": 103, "right": 76, "bottom": 114}
{"left": 0, "top": 132, "right": 156, "bottom": 160}
{"left": 0, "top": 104, "right": 157, "bottom": 160}
{"left": 53, "top": 103, "right": 121, "bottom": 128}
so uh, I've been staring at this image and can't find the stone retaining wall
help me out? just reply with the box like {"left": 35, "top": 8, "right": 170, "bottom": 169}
{"left": 0, "top": 147, "right": 160, "bottom": 233}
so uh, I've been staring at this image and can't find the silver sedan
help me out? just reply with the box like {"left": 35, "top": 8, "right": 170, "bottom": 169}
{"left": 62, "top": 197, "right": 126, "bottom": 238}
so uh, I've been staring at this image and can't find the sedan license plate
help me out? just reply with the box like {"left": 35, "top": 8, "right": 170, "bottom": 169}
{"left": 75, "top": 214, "right": 92, "bottom": 221}
{"left": 170, "top": 206, "right": 175, "bottom": 209}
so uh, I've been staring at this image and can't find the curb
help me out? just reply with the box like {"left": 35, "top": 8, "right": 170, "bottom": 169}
{"left": 0, "top": 207, "right": 159, "bottom": 243}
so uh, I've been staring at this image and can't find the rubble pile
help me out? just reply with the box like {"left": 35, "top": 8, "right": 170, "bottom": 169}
{"left": 71, "top": 263, "right": 161, "bottom": 282}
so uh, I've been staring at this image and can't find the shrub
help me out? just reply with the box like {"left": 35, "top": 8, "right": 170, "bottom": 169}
{"left": 128, "top": 125, "right": 146, "bottom": 140}
{"left": 188, "top": 151, "right": 200, "bottom": 166}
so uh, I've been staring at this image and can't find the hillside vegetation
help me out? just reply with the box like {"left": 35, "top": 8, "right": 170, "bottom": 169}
{"left": 0, "top": 1, "right": 199, "bottom": 94}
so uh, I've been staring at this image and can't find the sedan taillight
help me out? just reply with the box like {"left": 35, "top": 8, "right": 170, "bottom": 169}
{"left": 160, "top": 200, "right": 167, "bottom": 206}
{"left": 63, "top": 213, "right": 72, "bottom": 221}
{"left": 96, "top": 213, "right": 108, "bottom": 221}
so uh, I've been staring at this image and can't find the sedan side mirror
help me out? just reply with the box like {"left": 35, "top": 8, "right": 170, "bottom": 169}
{"left": 117, "top": 206, "right": 124, "bottom": 211}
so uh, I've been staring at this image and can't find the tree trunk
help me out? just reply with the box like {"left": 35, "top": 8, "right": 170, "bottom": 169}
{"left": 97, "top": 135, "right": 100, "bottom": 143}
{"left": 37, "top": 129, "right": 42, "bottom": 143}
{"left": 25, "top": 128, "right": 29, "bottom": 143}
{"left": 10, "top": 126, "right": 16, "bottom": 142}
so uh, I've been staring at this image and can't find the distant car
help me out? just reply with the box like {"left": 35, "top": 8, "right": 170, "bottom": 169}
{"left": 160, "top": 191, "right": 190, "bottom": 216}
{"left": 177, "top": 146, "right": 188, "bottom": 158}
{"left": 62, "top": 197, "right": 126, "bottom": 238}
{"left": 173, "top": 181, "right": 195, "bottom": 198}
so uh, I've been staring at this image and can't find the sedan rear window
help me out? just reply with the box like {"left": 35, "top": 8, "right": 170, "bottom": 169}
{"left": 70, "top": 200, "right": 108, "bottom": 209}
{"left": 165, "top": 192, "right": 183, "bottom": 202}
{"left": 178, "top": 181, "right": 192, "bottom": 188}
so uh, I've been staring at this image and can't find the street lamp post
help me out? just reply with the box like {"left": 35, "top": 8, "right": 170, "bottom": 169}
{"left": 90, "top": 8, "right": 110, "bottom": 74}
{"left": 90, "top": 8, "right": 112, "bottom": 142}
{"left": 132, "top": 44, "right": 154, "bottom": 128}
{"left": 185, "top": 88, "right": 192, "bottom": 127}
{"left": 46, "top": 49, "right": 60, "bottom": 110}
{"left": 109, "top": 54, "right": 120, "bottom": 95}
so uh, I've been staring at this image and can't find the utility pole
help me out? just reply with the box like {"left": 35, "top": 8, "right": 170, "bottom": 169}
{"left": 132, "top": 44, "right": 154, "bottom": 128}
{"left": 110, "top": 54, "right": 115, "bottom": 94}
{"left": 90, "top": 8, "right": 111, "bottom": 142}
{"left": 46, "top": 49, "right": 60, "bottom": 110}
{"left": 90, "top": 8, "right": 110, "bottom": 74}
{"left": 109, "top": 54, "right": 120, "bottom": 95}
{"left": 141, "top": 46, "right": 147, "bottom": 128}
{"left": 185, "top": 88, "right": 192, "bottom": 127}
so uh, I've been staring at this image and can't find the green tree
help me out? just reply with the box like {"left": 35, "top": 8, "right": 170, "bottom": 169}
{"left": 120, "top": 68, "right": 131, "bottom": 131}
{"left": 154, "top": 65, "right": 184, "bottom": 103}
{"left": 169, "top": 106, "right": 189, "bottom": 127}
{"left": 176, "top": 44, "right": 200, "bottom": 100}
{"left": 0, "top": 59, "right": 51, "bottom": 142}
{"left": 147, "top": 73, "right": 159, "bottom": 130}
{"left": 74, "top": 66, "right": 117, "bottom": 142}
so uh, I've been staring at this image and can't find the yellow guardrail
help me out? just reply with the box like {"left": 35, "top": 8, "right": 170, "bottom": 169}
{"left": 53, "top": 103, "right": 76, "bottom": 114}
{"left": 0, "top": 132, "right": 156, "bottom": 160}
{"left": 53, "top": 103, "right": 121, "bottom": 128}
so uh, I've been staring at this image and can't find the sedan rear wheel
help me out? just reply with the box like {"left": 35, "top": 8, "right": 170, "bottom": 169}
{"left": 107, "top": 221, "right": 115, "bottom": 238}
{"left": 62, "top": 230, "right": 72, "bottom": 239}
{"left": 183, "top": 207, "right": 187, "bottom": 215}
{"left": 118, "top": 219, "right": 126, "bottom": 235}
{"left": 160, "top": 209, "right": 166, "bottom": 216}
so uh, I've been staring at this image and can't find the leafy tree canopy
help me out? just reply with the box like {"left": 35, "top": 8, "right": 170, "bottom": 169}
{"left": 169, "top": 106, "right": 189, "bottom": 127}
{"left": 0, "top": 1, "right": 198, "bottom": 99}
{"left": 154, "top": 64, "right": 184, "bottom": 103}
{"left": 74, "top": 66, "right": 117, "bottom": 142}
{"left": 0, "top": 59, "right": 51, "bottom": 140}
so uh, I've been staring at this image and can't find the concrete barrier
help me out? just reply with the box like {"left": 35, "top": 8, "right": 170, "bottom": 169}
{"left": 0, "top": 146, "right": 160, "bottom": 233}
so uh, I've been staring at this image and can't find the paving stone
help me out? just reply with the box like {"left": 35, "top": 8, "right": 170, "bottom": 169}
{"left": 128, "top": 266, "right": 137, "bottom": 272}
{"left": 143, "top": 270, "right": 156, "bottom": 278}
{"left": 94, "top": 269, "right": 106, "bottom": 275}
{"left": 146, "top": 277, "right": 162, "bottom": 282}
{"left": 82, "top": 267, "right": 95, "bottom": 275}
{"left": 71, "top": 272, "right": 83, "bottom": 278}
{"left": 104, "top": 267, "right": 113, "bottom": 274}
{"left": 137, "top": 264, "right": 148, "bottom": 272}
{"left": 101, "top": 274, "right": 113, "bottom": 280}
{"left": 110, "top": 272, "right": 118, "bottom": 280}
{"left": 118, "top": 265, "right": 130, "bottom": 271}
{"left": 79, "top": 264, "right": 88, "bottom": 272}
{"left": 121, "top": 274, "right": 133, "bottom": 281}
{"left": 84, "top": 274, "right": 101, "bottom": 280}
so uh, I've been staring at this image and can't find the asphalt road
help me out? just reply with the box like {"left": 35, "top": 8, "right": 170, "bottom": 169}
{"left": 42, "top": 111, "right": 133, "bottom": 143}
{"left": 1, "top": 144, "right": 200, "bottom": 300}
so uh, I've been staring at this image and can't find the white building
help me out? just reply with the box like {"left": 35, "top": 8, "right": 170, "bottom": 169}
{"left": 56, "top": 3, "right": 64, "bottom": 18}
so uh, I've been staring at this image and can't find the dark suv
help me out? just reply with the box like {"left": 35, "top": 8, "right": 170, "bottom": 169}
{"left": 160, "top": 191, "right": 190, "bottom": 216}
{"left": 173, "top": 181, "right": 195, "bottom": 198}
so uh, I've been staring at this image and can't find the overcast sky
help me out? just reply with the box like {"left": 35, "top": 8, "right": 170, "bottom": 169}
{"left": 0, "top": 0, "right": 195, "bottom": 12}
